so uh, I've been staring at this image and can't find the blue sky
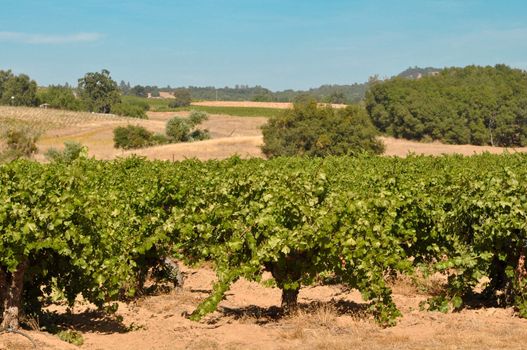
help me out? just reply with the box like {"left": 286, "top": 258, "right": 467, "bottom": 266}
{"left": 1, "top": 0, "right": 526, "bottom": 90}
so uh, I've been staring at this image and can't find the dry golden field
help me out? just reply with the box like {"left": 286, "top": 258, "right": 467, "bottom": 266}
{"left": 2, "top": 106, "right": 526, "bottom": 162}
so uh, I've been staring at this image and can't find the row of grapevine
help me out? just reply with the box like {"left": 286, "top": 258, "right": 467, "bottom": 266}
{"left": 1, "top": 154, "right": 527, "bottom": 329}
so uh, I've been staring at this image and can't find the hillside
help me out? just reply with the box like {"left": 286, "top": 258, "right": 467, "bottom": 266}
{"left": 2, "top": 106, "right": 527, "bottom": 162}
{"left": 397, "top": 66, "right": 442, "bottom": 79}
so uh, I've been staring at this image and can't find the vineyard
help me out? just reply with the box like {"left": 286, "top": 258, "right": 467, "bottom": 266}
{"left": 1, "top": 154, "right": 527, "bottom": 336}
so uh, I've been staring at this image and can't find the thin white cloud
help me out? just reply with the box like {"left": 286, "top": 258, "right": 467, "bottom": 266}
{"left": 0, "top": 32, "right": 103, "bottom": 44}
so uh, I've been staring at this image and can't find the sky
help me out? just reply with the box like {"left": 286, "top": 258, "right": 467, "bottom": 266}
{"left": 1, "top": 0, "right": 527, "bottom": 90}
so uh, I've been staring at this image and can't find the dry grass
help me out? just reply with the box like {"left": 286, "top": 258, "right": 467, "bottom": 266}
{"left": 389, "top": 272, "right": 447, "bottom": 297}
{"left": 382, "top": 136, "right": 527, "bottom": 157}
{"left": 4, "top": 106, "right": 527, "bottom": 163}
{"left": 0, "top": 106, "right": 127, "bottom": 130}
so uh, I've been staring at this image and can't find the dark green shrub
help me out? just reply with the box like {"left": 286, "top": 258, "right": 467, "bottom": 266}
{"left": 262, "top": 100, "right": 384, "bottom": 157}
{"left": 45, "top": 141, "right": 88, "bottom": 163}
{"left": 111, "top": 103, "right": 148, "bottom": 119}
{"left": 113, "top": 125, "right": 156, "bottom": 149}
{"left": 189, "top": 129, "right": 210, "bottom": 141}
{"left": 366, "top": 64, "right": 527, "bottom": 147}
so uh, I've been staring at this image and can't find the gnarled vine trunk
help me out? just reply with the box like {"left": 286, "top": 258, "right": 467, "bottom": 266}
{"left": 0, "top": 267, "right": 7, "bottom": 318}
{"left": 266, "top": 253, "right": 305, "bottom": 315}
{"left": 0, "top": 260, "right": 28, "bottom": 331}
{"left": 281, "top": 287, "right": 300, "bottom": 314}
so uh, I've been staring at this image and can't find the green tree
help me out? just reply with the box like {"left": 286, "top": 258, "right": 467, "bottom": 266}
{"left": 130, "top": 85, "right": 147, "bottom": 98}
{"left": 77, "top": 69, "right": 121, "bottom": 113}
{"left": 37, "top": 85, "right": 84, "bottom": 110}
{"left": 262, "top": 100, "right": 384, "bottom": 157}
{"left": 0, "top": 71, "right": 37, "bottom": 106}
{"left": 366, "top": 64, "right": 527, "bottom": 147}
{"left": 327, "top": 91, "right": 347, "bottom": 104}
{"left": 169, "top": 88, "right": 191, "bottom": 108}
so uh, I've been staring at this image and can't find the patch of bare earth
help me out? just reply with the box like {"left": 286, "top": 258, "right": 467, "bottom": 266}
{"left": 4, "top": 265, "right": 526, "bottom": 350}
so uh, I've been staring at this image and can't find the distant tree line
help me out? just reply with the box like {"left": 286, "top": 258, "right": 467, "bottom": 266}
{"left": 366, "top": 65, "right": 527, "bottom": 147}
{"left": 0, "top": 69, "right": 147, "bottom": 118}
{"left": 119, "top": 82, "right": 370, "bottom": 104}
{"left": 5, "top": 64, "right": 527, "bottom": 149}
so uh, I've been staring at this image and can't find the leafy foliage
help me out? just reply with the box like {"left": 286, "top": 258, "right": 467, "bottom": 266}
{"left": 45, "top": 141, "right": 88, "bottom": 163}
{"left": 2, "top": 154, "right": 527, "bottom": 330}
{"left": 165, "top": 118, "right": 190, "bottom": 142}
{"left": 262, "top": 101, "right": 384, "bottom": 157}
{"left": 166, "top": 111, "right": 210, "bottom": 142}
{"left": 0, "top": 70, "right": 38, "bottom": 107}
{"left": 169, "top": 88, "right": 191, "bottom": 108}
{"left": 113, "top": 125, "right": 168, "bottom": 149}
{"left": 77, "top": 69, "right": 121, "bottom": 114}
{"left": 120, "top": 83, "right": 368, "bottom": 103}
{"left": 366, "top": 64, "right": 527, "bottom": 146}
{"left": 37, "top": 85, "right": 84, "bottom": 111}
{"left": 111, "top": 103, "right": 147, "bottom": 119}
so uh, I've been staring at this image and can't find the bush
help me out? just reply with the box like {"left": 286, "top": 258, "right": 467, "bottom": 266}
{"left": 188, "top": 110, "right": 208, "bottom": 126}
{"left": 111, "top": 103, "right": 148, "bottom": 119}
{"left": 113, "top": 125, "right": 166, "bottom": 149}
{"left": 45, "top": 141, "right": 88, "bottom": 163}
{"left": 189, "top": 129, "right": 211, "bottom": 141}
{"left": 166, "top": 111, "right": 210, "bottom": 142}
{"left": 261, "top": 100, "right": 384, "bottom": 157}
{"left": 165, "top": 118, "right": 190, "bottom": 142}
{"left": 0, "top": 126, "right": 40, "bottom": 161}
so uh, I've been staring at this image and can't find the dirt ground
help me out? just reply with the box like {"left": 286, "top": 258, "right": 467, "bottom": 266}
{"left": 2, "top": 264, "right": 527, "bottom": 350}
